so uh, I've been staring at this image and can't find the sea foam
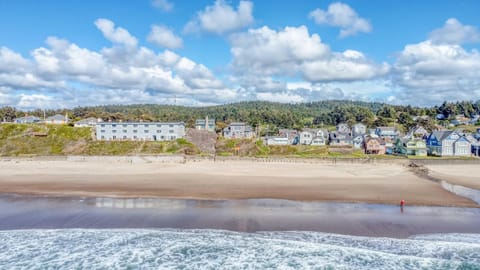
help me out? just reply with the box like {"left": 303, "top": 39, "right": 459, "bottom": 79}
{"left": 1, "top": 229, "right": 479, "bottom": 269}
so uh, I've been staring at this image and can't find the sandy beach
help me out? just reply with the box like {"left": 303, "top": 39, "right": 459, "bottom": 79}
{"left": 0, "top": 158, "right": 477, "bottom": 207}
{"left": 425, "top": 164, "right": 480, "bottom": 189}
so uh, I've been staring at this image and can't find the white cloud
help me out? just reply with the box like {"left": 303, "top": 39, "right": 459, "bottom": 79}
{"left": 94, "top": 18, "right": 138, "bottom": 47}
{"left": 309, "top": 2, "right": 372, "bottom": 38}
{"left": 148, "top": 25, "right": 183, "bottom": 49}
{"left": 0, "top": 47, "right": 30, "bottom": 72}
{"left": 151, "top": 0, "right": 173, "bottom": 12}
{"left": 393, "top": 40, "right": 480, "bottom": 105}
{"left": 184, "top": 0, "right": 254, "bottom": 34}
{"left": 0, "top": 18, "right": 238, "bottom": 109}
{"left": 230, "top": 25, "right": 388, "bottom": 82}
{"left": 429, "top": 18, "right": 480, "bottom": 45}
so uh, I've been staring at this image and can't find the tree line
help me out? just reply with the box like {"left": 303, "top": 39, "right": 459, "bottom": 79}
{"left": 1, "top": 100, "right": 480, "bottom": 132}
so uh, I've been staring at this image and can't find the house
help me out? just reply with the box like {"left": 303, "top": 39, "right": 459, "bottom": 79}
{"left": 299, "top": 129, "right": 328, "bottom": 145}
{"left": 336, "top": 123, "right": 351, "bottom": 134}
{"left": 352, "top": 135, "right": 364, "bottom": 149}
{"left": 405, "top": 139, "right": 427, "bottom": 156}
{"left": 279, "top": 129, "right": 299, "bottom": 144}
{"left": 426, "top": 131, "right": 471, "bottom": 156}
{"left": 223, "top": 122, "right": 255, "bottom": 139}
{"left": 409, "top": 126, "right": 429, "bottom": 139}
{"left": 195, "top": 117, "right": 215, "bottom": 132}
{"left": 466, "top": 134, "right": 480, "bottom": 156}
{"left": 14, "top": 115, "right": 41, "bottom": 124}
{"left": 299, "top": 130, "right": 314, "bottom": 145}
{"left": 45, "top": 114, "right": 69, "bottom": 124}
{"left": 375, "top": 126, "right": 399, "bottom": 139}
{"left": 329, "top": 131, "right": 353, "bottom": 146}
{"left": 364, "top": 137, "right": 386, "bottom": 155}
{"left": 311, "top": 136, "right": 326, "bottom": 146}
{"left": 383, "top": 137, "right": 395, "bottom": 154}
{"left": 352, "top": 123, "right": 366, "bottom": 137}
{"left": 74, "top": 117, "right": 100, "bottom": 128}
{"left": 96, "top": 122, "right": 185, "bottom": 141}
{"left": 264, "top": 136, "right": 289, "bottom": 146}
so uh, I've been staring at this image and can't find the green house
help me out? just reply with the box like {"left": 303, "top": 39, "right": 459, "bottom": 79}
{"left": 394, "top": 138, "right": 427, "bottom": 156}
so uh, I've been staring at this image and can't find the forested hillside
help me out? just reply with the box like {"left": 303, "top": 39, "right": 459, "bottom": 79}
{"left": 1, "top": 100, "right": 480, "bottom": 133}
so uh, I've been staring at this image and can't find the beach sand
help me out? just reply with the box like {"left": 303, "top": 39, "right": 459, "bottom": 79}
{"left": 0, "top": 159, "right": 477, "bottom": 207}
{"left": 425, "top": 164, "right": 480, "bottom": 189}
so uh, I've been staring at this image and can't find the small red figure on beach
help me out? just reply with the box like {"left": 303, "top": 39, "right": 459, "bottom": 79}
{"left": 400, "top": 200, "right": 405, "bottom": 207}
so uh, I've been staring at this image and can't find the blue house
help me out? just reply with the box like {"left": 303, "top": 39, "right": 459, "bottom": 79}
{"left": 426, "top": 131, "right": 471, "bottom": 156}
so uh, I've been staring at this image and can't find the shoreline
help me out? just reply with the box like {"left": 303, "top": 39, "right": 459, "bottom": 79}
{"left": 1, "top": 195, "right": 480, "bottom": 238}
{"left": 0, "top": 159, "right": 478, "bottom": 207}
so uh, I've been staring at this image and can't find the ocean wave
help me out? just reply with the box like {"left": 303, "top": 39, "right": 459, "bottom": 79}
{"left": 1, "top": 229, "right": 479, "bottom": 269}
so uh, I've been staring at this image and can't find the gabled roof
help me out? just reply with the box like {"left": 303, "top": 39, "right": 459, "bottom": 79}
{"left": 46, "top": 114, "right": 68, "bottom": 121}
{"left": 75, "top": 117, "right": 97, "bottom": 124}
{"left": 431, "top": 130, "right": 453, "bottom": 142}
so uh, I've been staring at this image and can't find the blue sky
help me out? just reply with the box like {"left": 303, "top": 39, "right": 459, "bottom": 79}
{"left": 1, "top": 0, "right": 480, "bottom": 109}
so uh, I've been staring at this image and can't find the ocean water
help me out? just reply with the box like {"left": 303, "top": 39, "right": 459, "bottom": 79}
{"left": 1, "top": 229, "right": 479, "bottom": 269}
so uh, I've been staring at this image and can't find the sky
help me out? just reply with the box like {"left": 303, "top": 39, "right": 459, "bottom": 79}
{"left": 0, "top": 0, "right": 480, "bottom": 109}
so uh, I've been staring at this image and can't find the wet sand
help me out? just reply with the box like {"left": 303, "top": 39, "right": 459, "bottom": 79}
{"left": 0, "top": 159, "right": 477, "bottom": 207}
{"left": 1, "top": 195, "right": 479, "bottom": 238}
{"left": 426, "top": 164, "right": 480, "bottom": 189}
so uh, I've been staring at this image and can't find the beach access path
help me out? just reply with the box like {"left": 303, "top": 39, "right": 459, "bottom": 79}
{"left": 0, "top": 159, "right": 477, "bottom": 207}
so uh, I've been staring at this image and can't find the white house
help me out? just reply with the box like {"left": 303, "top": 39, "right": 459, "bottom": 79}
{"left": 74, "top": 117, "right": 100, "bottom": 127}
{"left": 265, "top": 136, "right": 289, "bottom": 145}
{"left": 223, "top": 122, "right": 255, "bottom": 139}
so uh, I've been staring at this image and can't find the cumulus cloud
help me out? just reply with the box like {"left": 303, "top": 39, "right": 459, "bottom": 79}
{"left": 309, "top": 2, "right": 372, "bottom": 38}
{"left": 184, "top": 0, "right": 254, "bottom": 34}
{"left": 151, "top": 0, "right": 173, "bottom": 12}
{"left": 0, "top": 18, "right": 243, "bottom": 109}
{"left": 393, "top": 40, "right": 480, "bottom": 105}
{"left": 147, "top": 25, "right": 183, "bottom": 49}
{"left": 94, "top": 18, "right": 138, "bottom": 47}
{"left": 429, "top": 18, "right": 480, "bottom": 45}
{"left": 230, "top": 25, "right": 388, "bottom": 82}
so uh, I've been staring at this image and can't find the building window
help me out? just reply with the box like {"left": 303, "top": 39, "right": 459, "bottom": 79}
{"left": 123, "top": 136, "right": 127, "bottom": 139}
{"left": 112, "top": 130, "right": 117, "bottom": 133}
{"left": 157, "top": 130, "right": 161, "bottom": 133}
{"left": 169, "top": 130, "right": 174, "bottom": 133}
{"left": 169, "top": 124, "right": 174, "bottom": 127}
{"left": 123, "top": 130, "right": 127, "bottom": 133}
{"left": 157, "top": 124, "right": 161, "bottom": 127}
{"left": 123, "top": 124, "right": 127, "bottom": 127}
{"left": 144, "top": 130, "right": 149, "bottom": 133}
{"left": 133, "top": 130, "right": 138, "bottom": 133}
{"left": 171, "top": 136, "right": 176, "bottom": 140}
{"left": 100, "top": 124, "right": 105, "bottom": 127}
{"left": 113, "top": 136, "right": 116, "bottom": 139}
{"left": 112, "top": 124, "right": 116, "bottom": 127}
{"left": 133, "top": 124, "right": 138, "bottom": 127}
{"left": 161, "top": 136, "right": 165, "bottom": 140}
{"left": 101, "top": 136, "right": 105, "bottom": 139}
{"left": 144, "top": 124, "right": 148, "bottom": 127}
{"left": 100, "top": 130, "right": 105, "bottom": 133}
{"left": 133, "top": 136, "right": 137, "bottom": 139}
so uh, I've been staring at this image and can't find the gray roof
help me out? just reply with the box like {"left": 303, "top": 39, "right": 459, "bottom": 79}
{"left": 75, "top": 117, "right": 97, "bottom": 124}
{"left": 46, "top": 114, "right": 68, "bottom": 121}
{"left": 431, "top": 130, "right": 453, "bottom": 141}
{"left": 16, "top": 116, "right": 40, "bottom": 122}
